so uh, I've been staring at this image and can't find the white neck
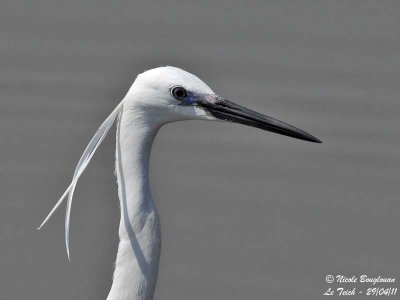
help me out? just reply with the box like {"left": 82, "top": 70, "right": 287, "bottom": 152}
{"left": 107, "top": 106, "right": 162, "bottom": 300}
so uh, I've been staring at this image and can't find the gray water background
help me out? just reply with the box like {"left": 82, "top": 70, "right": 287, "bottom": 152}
{"left": 1, "top": 1, "right": 400, "bottom": 299}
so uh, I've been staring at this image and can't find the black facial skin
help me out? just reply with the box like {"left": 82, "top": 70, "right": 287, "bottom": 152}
{"left": 173, "top": 87, "right": 321, "bottom": 143}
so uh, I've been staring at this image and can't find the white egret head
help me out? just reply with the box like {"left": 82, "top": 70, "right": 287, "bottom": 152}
{"left": 122, "top": 66, "right": 321, "bottom": 142}
{"left": 122, "top": 66, "right": 215, "bottom": 123}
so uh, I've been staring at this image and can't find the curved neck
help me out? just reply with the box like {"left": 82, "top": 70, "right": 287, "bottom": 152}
{"left": 107, "top": 107, "right": 162, "bottom": 300}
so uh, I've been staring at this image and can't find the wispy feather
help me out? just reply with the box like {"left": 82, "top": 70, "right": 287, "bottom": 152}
{"left": 37, "top": 101, "right": 124, "bottom": 260}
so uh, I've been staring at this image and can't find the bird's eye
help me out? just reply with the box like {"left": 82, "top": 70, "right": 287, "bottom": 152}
{"left": 171, "top": 86, "right": 187, "bottom": 100}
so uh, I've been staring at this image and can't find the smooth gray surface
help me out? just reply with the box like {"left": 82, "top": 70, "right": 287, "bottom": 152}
{"left": 1, "top": 1, "right": 400, "bottom": 299}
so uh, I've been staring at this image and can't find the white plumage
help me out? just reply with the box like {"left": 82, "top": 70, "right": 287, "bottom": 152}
{"left": 38, "top": 66, "right": 320, "bottom": 300}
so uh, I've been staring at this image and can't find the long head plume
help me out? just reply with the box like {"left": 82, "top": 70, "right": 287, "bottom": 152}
{"left": 37, "top": 101, "right": 124, "bottom": 260}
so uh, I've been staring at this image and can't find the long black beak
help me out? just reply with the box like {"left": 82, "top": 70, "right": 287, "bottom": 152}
{"left": 198, "top": 96, "right": 321, "bottom": 143}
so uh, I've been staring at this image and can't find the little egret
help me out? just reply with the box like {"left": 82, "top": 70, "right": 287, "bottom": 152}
{"left": 38, "top": 66, "right": 321, "bottom": 300}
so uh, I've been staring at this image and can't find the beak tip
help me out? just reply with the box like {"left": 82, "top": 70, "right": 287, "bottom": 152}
{"left": 303, "top": 135, "right": 322, "bottom": 144}
{"left": 310, "top": 137, "right": 322, "bottom": 144}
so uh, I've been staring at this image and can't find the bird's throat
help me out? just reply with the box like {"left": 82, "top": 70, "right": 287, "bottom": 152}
{"left": 107, "top": 108, "right": 162, "bottom": 300}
